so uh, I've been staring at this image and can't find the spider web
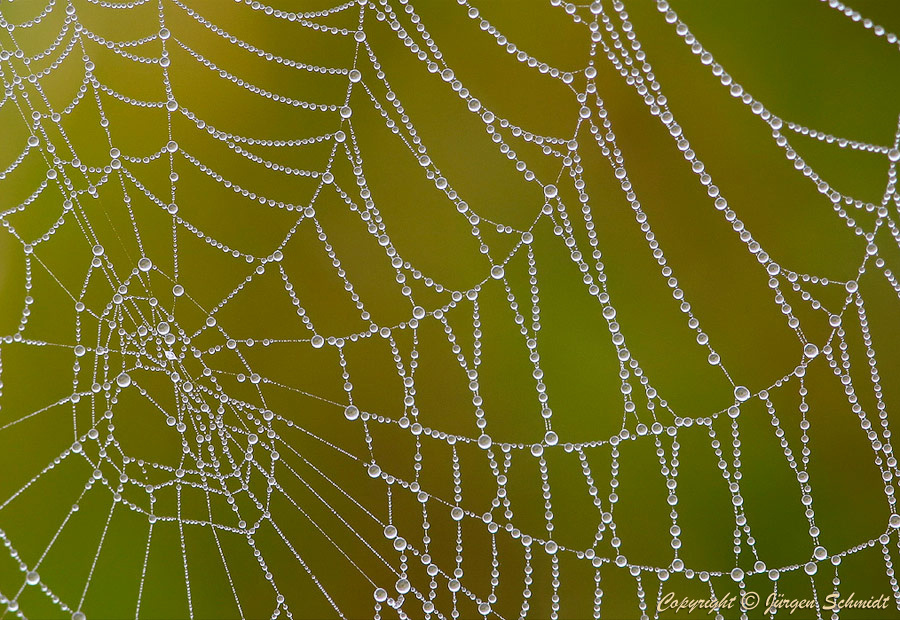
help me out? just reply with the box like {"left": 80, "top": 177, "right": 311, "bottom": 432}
{"left": 0, "top": 0, "right": 899, "bottom": 619}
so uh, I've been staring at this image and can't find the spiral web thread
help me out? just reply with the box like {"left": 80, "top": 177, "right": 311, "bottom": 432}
{"left": 0, "top": 0, "right": 900, "bottom": 618}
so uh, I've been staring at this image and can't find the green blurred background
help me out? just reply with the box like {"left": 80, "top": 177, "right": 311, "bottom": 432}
{"left": 1, "top": 0, "right": 900, "bottom": 618}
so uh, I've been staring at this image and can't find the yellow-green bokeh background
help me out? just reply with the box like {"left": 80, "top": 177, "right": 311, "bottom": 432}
{"left": 1, "top": 0, "right": 900, "bottom": 618}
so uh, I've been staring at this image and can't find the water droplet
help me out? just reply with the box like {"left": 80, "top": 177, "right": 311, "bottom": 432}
{"left": 373, "top": 588, "right": 388, "bottom": 602}
{"left": 543, "top": 184, "right": 558, "bottom": 199}
{"left": 803, "top": 343, "right": 819, "bottom": 359}
{"left": 890, "top": 514, "right": 900, "bottom": 528}
{"left": 138, "top": 257, "right": 153, "bottom": 272}
{"left": 395, "top": 578, "right": 410, "bottom": 594}
{"left": 730, "top": 567, "right": 744, "bottom": 582}
{"left": 117, "top": 373, "right": 132, "bottom": 388}
{"left": 544, "top": 431, "right": 558, "bottom": 446}
{"left": 348, "top": 69, "right": 361, "bottom": 83}
{"left": 804, "top": 561, "right": 817, "bottom": 575}
{"left": 311, "top": 335, "right": 325, "bottom": 348}
{"left": 734, "top": 386, "right": 751, "bottom": 402}
{"left": 477, "top": 434, "right": 492, "bottom": 449}
{"left": 339, "top": 106, "right": 352, "bottom": 119}
{"left": 25, "top": 571, "right": 39, "bottom": 585}
{"left": 490, "top": 265, "right": 504, "bottom": 279}
{"left": 889, "top": 148, "right": 900, "bottom": 163}
{"left": 173, "top": 285, "right": 184, "bottom": 297}
{"left": 91, "top": 245, "right": 104, "bottom": 256}
{"left": 451, "top": 507, "right": 464, "bottom": 521}
{"left": 344, "top": 405, "right": 359, "bottom": 421}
